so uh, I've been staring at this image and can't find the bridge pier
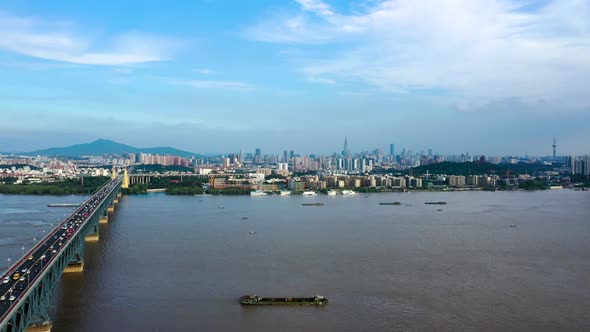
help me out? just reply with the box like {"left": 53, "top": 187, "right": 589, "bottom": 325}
{"left": 63, "top": 260, "right": 84, "bottom": 273}
{"left": 85, "top": 233, "right": 99, "bottom": 242}
{"left": 107, "top": 204, "right": 115, "bottom": 213}
{"left": 99, "top": 215, "right": 109, "bottom": 224}
{"left": 25, "top": 320, "right": 52, "bottom": 332}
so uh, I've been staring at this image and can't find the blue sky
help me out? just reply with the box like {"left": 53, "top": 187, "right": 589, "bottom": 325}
{"left": 0, "top": 0, "right": 589, "bottom": 156}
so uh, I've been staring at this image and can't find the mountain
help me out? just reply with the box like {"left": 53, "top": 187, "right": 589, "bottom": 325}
{"left": 23, "top": 139, "right": 200, "bottom": 158}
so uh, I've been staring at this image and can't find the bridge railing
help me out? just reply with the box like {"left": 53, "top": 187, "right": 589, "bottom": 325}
{"left": 0, "top": 178, "right": 121, "bottom": 281}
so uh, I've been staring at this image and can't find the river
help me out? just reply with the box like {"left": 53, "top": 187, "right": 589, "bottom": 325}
{"left": 1, "top": 190, "right": 589, "bottom": 331}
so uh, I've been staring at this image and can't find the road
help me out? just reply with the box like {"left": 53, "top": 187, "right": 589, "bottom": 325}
{"left": 0, "top": 178, "right": 120, "bottom": 322}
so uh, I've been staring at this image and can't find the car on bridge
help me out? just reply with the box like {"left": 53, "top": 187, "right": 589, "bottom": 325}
{"left": 2, "top": 277, "right": 9, "bottom": 284}
{"left": 12, "top": 273, "right": 20, "bottom": 280}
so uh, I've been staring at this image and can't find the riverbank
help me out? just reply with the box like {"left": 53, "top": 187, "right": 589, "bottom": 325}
{"left": 0, "top": 176, "right": 110, "bottom": 195}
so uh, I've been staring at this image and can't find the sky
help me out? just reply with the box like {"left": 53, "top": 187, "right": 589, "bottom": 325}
{"left": 0, "top": 0, "right": 589, "bottom": 156}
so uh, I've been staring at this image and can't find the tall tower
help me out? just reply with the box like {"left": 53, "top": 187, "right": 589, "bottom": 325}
{"left": 342, "top": 137, "right": 348, "bottom": 156}
{"left": 552, "top": 137, "right": 557, "bottom": 160}
{"left": 122, "top": 167, "right": 130, "bottom": 189}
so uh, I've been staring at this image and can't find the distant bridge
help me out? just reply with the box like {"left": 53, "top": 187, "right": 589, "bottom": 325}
{"left": 0, "top": 178, "right": 123, "bottom": 332}
{"left": 128, "top": 173, "right": 209, "bottom": 184}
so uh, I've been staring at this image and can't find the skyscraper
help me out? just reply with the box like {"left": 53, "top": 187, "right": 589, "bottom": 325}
{"left": 390, "top": 144, "right": 395, "bottom": 156}
{"left": 342, "top": 137, "right": 349, "bottom": 156}
{"left": 255, "top": 148, "right": 261, "bottom": 157}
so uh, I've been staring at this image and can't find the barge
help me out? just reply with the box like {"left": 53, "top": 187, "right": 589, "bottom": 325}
{"left": 241, "top": 295, "right": 328, "bottom": 306}
{"left": 379, "top": 202, "right": 402, "bottom": 205}
{"left": 425, "top": 201, "right": 447, "bottom": 205}
{"left": 302, "top": 203, "right": 324, "bottom": 206}
{"left": 47, "top": 203, "right": 81, "bottom": 207}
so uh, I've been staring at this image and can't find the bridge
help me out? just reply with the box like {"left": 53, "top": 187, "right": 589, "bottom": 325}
{"left": 0, "top": 178, "right": 123, "bottom": 332}
{"left": 128, "top": 172, "right": 209, "bottom": 184}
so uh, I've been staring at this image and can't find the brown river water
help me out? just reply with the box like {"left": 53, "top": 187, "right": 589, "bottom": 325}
{"left": 1, "top": 190, "right": 589, "bottom": 331}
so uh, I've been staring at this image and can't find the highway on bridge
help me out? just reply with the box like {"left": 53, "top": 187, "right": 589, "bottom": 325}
{"left": 0, "top": 178, "right": 121, "bottom": 325}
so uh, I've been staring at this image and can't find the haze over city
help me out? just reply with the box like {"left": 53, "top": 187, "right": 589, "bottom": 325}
{"left": 1, "top": 0, "right": 589, "bottom": 155}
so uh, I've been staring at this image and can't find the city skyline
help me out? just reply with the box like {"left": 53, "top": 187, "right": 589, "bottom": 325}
{"left": 0, "top": 137, "right": 583, "bottom": 160}
{"left": 1, "top": 0, "right": 589, "bottom": 155}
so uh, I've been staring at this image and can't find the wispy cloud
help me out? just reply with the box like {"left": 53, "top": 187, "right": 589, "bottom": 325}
{"left": 169, "top": 79, "right": 253, "bottom": 90}
{"left": 193, "top": 68, "right": 214, "bottom": 75}
{"left": 0, "top": 11, "right": 182, "bottom": 65}
{"left": 295, "top": 0, "right": 334, "bottom": 16}
{"left": 246, "top": 0, "right": 590, "bottom": 112}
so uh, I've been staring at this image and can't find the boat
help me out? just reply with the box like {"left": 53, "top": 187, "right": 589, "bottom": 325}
{"left": 249, "top": 231, "right": 256, "bottom": 234}
{"left": 279, "top": 190, "right": 291, "bottom": 196}
{"left": 342, "top": 190, "right": 357, "bottom": 195}
{"left": 379, "top": 202, "right": 402, "bottom": 205}
{"left": 241, "top": 217, "right": 248, "bottom": 220}
{"left": 425, "top": 201, "right": 447, "bottom": 205}
{"left": 47, "top": 203, "right": 80, "bottom": 207}
{"left": 302, "top": 203, "right": 324, "bottom": 206}
{"left": 250, "top": 190, "right": 267, "bottom": 196}
{"left": 241, "top": 295, "right": 328, "bottom": 306}
{"left": 302, "top": 191, "right": 318, "bottom": 196}
{"left": 327, "top": 190, "right": 337, "bottom": 196}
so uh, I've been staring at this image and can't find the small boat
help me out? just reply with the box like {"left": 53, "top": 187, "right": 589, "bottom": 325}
{"left": 302, "top": 203, "right": 324, "bottom": 206}
{"left": 302, "top": 191, "right": 318, "bottom": 196}
{"left": 509, "top": 224, "right": 517, "bottom": 228}
{"left": 218, "top": 206, "right": 225, "bottom": 209}
{"left": 241, "top": 217, "right": 248, "bottom": 220}
{"left": 327, "top": 190, "right": 337, "bottom": 196}
{"left": 379, "top": 202, "right": 401, "bottom": 205}
{"left": 436, "top": 209, "right": 444, "bottom": 211}
{"left": 250, "top": 190, "right": 267, "bottom": 196}
{"left": 241, "top": 295, "right": 328, "bottom": 306}
{"left": 425, "top": 201, "right": 447, "bottom": 205}
{"left": 249, "top": 231, "right": 256, "bottom": 234}
{"left": 342, "top": 190, "right": 357, "bottom": 195}
{"left": 279, "top": 191, "right": 291, "bottom": 196}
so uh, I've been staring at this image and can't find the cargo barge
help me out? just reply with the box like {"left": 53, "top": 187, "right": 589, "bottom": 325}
{"left": 425, "top": 201, "right": 447, "bottom": 205}
{"left": 241, "top": 295, "right": 328, "bottom": 306}
{"left": 379, "top": 202, "right": 401, "bottom": 205}
{"left": 302, "top": 203, "right": 324, "bottom": 206}
{"left": 47, "top": 203, "right": 81, "bottom": 207}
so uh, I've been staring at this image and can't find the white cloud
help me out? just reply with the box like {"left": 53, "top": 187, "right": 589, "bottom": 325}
{"left": 295, "top": 0, "right": 334, "bottom": 16}
{"left": 193, "top": 68, "right": 214, "bottom": 74}
{"left": 0, "top": 11, "right": 181, "bottom": 65}
{"left": 247, "top": 0, "right": 590, "bottom": 112}
{"left": 170, "top": 79, "right": 253, "bottom": 90}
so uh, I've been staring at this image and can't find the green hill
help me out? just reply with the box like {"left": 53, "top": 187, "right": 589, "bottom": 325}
{"left": 23, "top": 139, "right": 201, "bottom": 158}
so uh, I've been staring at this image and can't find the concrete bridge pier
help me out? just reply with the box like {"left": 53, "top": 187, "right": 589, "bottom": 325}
{"left": 25, "top": 320, "right": 52, "bottom": 332}
{"left": 107, "top": 203, "right": 115, "bottom": 213}
{"left": 99, "top": 211, "right": 109, "bottom": 224}
{"left": 85, "top": 224, "right": 99, "bottom": 242}
{"left": 64, "top": 256, "right": 84, "bottom": 273}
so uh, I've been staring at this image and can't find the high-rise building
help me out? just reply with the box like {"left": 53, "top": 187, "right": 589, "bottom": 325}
{"left": 342, "top": 137, "right": 349, "bottom": 156}
{"left": 255, "top": 148, "right": 261, "bottom": 157}
{"left": 390, "top": 144, "right": 395, "bottom": 156}
{"left": 585, "top": 155, "right": 590, "bottom": 176}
